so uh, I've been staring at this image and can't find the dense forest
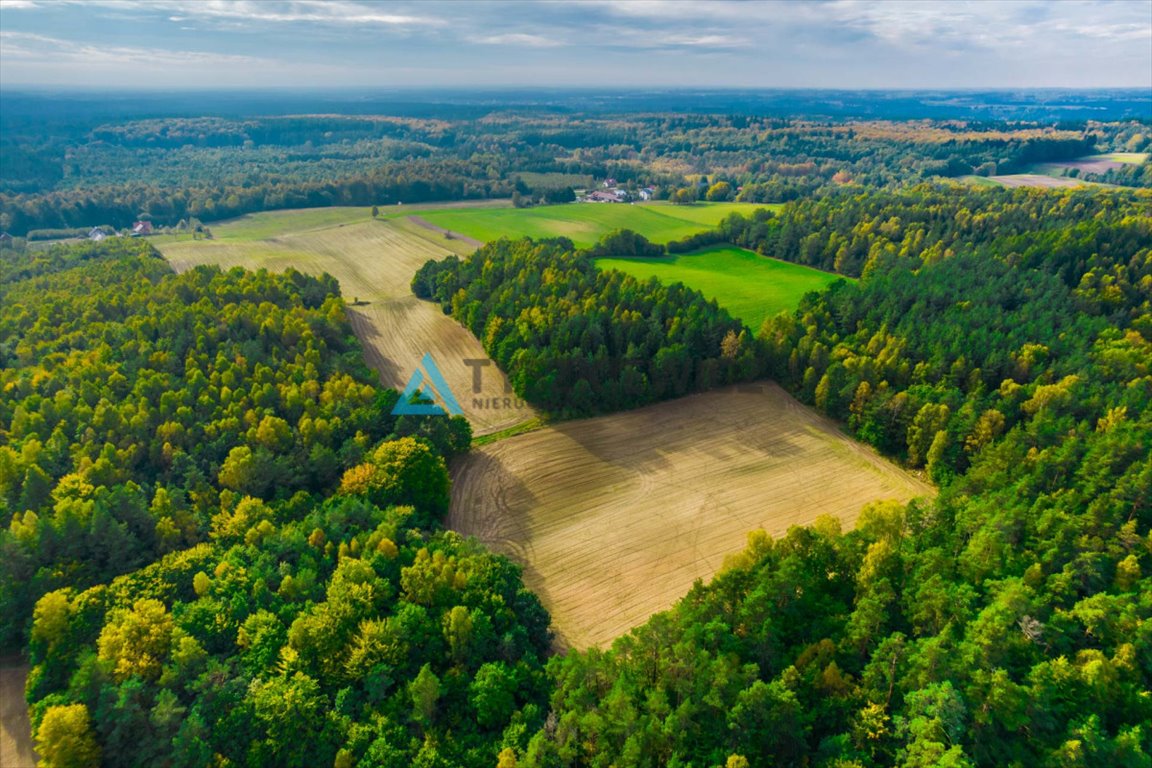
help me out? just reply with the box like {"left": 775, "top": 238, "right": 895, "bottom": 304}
{"left": 412, "top": 238, "right": 763, "bottom": 417}
{"left": 2, "top": 103, "right": 1148, "bottom": 235}
{"left": 2, "top": 101, "right": 1150, "bottom": 766}
{"left": 0, "top": 239, "right": 472, "bottom": 649}
{"left": 2, "top": 240, "right": 554, "bottom": 767}
{"left": 496, "top": 186, "right": 1150, "bottom": 766}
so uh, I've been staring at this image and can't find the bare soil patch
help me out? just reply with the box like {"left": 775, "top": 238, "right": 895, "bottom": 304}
{"left": 448, "top": 383, "right": 933, "bottom": 649}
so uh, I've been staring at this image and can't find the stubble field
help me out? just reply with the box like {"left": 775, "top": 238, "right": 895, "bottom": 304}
{"left": 448, "top": 383, "right": 933, "bottom": 649}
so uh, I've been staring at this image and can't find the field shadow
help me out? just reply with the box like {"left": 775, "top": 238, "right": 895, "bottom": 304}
{"left": 447, "top": 449, "right": 582, "bottom": 643}
{"left": 447, "top": 450, "right": 539, "bottom": 562}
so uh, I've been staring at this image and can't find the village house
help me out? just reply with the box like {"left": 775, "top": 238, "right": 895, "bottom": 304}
{"left": 584, "top": 190, "right": 623, "bottom": 203}
{"left": 89, "top": 227, "right": 107, "bottom": 241}
{"left": 130, "top": 221, "right": 153, "bottom": 237}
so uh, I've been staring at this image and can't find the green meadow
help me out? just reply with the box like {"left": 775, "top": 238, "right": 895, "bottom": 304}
{"left": 596, "top": 245, "right": 845, "bottom": 331}
{"left": 154, "top": 201, "right": 510, "bottom": 243}
{"left": 418, "top": 201, "right": 775, "bottom": 248}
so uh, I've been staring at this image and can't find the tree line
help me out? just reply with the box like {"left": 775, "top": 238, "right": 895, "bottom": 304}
{"left": 4, "top": 109, "right": 1146, "bottom": 236}
{"left": 412, "top": 237, "right": 764, "bottom": 417}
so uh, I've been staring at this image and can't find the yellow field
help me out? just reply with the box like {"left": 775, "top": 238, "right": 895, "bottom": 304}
{"left": 448, "top": 383, "right": 933, "bottom": 649}
{"left": 159, "top": 216, "right": 535, "bottom": 436}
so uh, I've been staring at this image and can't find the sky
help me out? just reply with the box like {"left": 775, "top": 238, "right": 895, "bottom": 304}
{"left": 0, "top": 0, "right": 1150, "bottom": 90}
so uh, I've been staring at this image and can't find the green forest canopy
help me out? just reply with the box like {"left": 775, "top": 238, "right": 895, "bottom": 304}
{"left": 3, "top": 174, "right": 1150, "bottom": 767}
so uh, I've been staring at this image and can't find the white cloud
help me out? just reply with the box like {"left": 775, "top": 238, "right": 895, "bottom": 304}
{"left": 0, "top": 0, "right": 1148, "bottom": 87}
{"left": 661, "top": 33, "right": 748, "bottom": 48}
{"left": 0, "top": 30, "right": 262, "bottom": 65}
{"left": 475, "top": 33, "right": 564, "bottom": 48}
{"left": 0, "top": 30, "right": 357, "bottom": 86}
{"left": 54, "top": 0, "right": 443, "bottom": 26}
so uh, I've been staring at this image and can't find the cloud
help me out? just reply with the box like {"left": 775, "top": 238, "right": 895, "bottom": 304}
{"left": 661, "top": 34, "right": 748, "bottom": 48}
{"left": 0, "top": 30, "right": 263, "bottom": 65}
{"left": 474, "top": 33, "right": 564, "bottom": 48}
{"left": 0, "top": 30, "right": 356, "bottom": 86}
{"left": 0, "top": 0, "right": 1148, "bottom": 88}
{"left": 53, "top": 0, "right": 443, "bottom": 27}
{"left": 0, "top": 0, "right": 40, "bottom": 8}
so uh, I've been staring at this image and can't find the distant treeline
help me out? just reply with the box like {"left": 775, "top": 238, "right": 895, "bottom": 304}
{"left": 3, "top": 111, "right": 1146, "bottom": 235}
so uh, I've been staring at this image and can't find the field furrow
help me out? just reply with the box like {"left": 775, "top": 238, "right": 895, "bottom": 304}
{"left": 448, "top": 383, "right": 933, "bottom": 649}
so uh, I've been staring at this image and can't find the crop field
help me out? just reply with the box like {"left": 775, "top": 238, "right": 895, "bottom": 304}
{"left": 448, "top": 383, "right": 933, "bottom": 649}
{"left": 416, "top": 201, "right": 775, "bottom": 248}
{"left": 149, "top": 200, "right": 511, "bottom": 244}
{"left": 158, "top": 213, "right": 535, "bottom": 436}
{"left": 0, "top": 658, "right": 36, "bottom": 768}
{"left": 986, "top": 174, "right": 1103, "bottom": 189}
{"left": 596, "top": 246, "right": 844, "bottom": 331}
{"left": 1031, "top": 152, "right": 1148, "bottom": 176}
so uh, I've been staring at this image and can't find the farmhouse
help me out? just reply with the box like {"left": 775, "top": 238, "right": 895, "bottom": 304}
{"left": 89, "top": 227, "right": 107, "bottom": 241}
{"left": 131, "top": 221, "right": 153, "bottom": 236}
{"left": 584, "top": 190, "right": 623, "bottom": 203}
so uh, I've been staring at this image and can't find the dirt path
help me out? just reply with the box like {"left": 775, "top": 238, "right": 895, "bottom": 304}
{"left": 406, "top": 215, "right": 485, "bottom": 249}
{"left": 448, "top": 383, "right": 933, "bottom": 649}
{"left": 0, "top": 657, "right": 36, "bottom": 768}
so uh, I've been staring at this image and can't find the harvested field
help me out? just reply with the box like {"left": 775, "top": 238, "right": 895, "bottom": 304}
{"left": 448, "top": 383, "right": 933, "bottom": 649}
{"left": 1033, "top": 152, "right": 1148, "bottom": 176}
{"left": 0, "top": 658, "right": 36, "bottom": 768}
{"left": 987, "top": 174, "right": 1097, "bottom": 188}
{"left": 159, "top": 217, "right": 535, "bottom": 436}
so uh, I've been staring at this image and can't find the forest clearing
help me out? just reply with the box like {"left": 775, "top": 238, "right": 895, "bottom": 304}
{"left": 448, "top": 383, "right": 933, "bottom": 649}
{"left": 596, "top": 245, "right": 844, "bottom": 331}
{"left": 416, "top": 201, "right": 774, "bottom": 248}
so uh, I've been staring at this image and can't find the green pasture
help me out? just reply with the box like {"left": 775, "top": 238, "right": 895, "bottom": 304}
{"left": 596, "top": 245, "right": 844, "bottom": 331}
{"left": 418, "top": 202, "right": 776, "bottom": 248}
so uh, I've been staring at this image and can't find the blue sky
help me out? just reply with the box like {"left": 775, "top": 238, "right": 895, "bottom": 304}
{"left": 1, "top": 0, "right": 1149, "bottom": 89}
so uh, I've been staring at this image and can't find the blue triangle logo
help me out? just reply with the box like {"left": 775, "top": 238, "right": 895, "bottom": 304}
{"left": 392, "top": 353, "right": 464, "bottom": 416}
